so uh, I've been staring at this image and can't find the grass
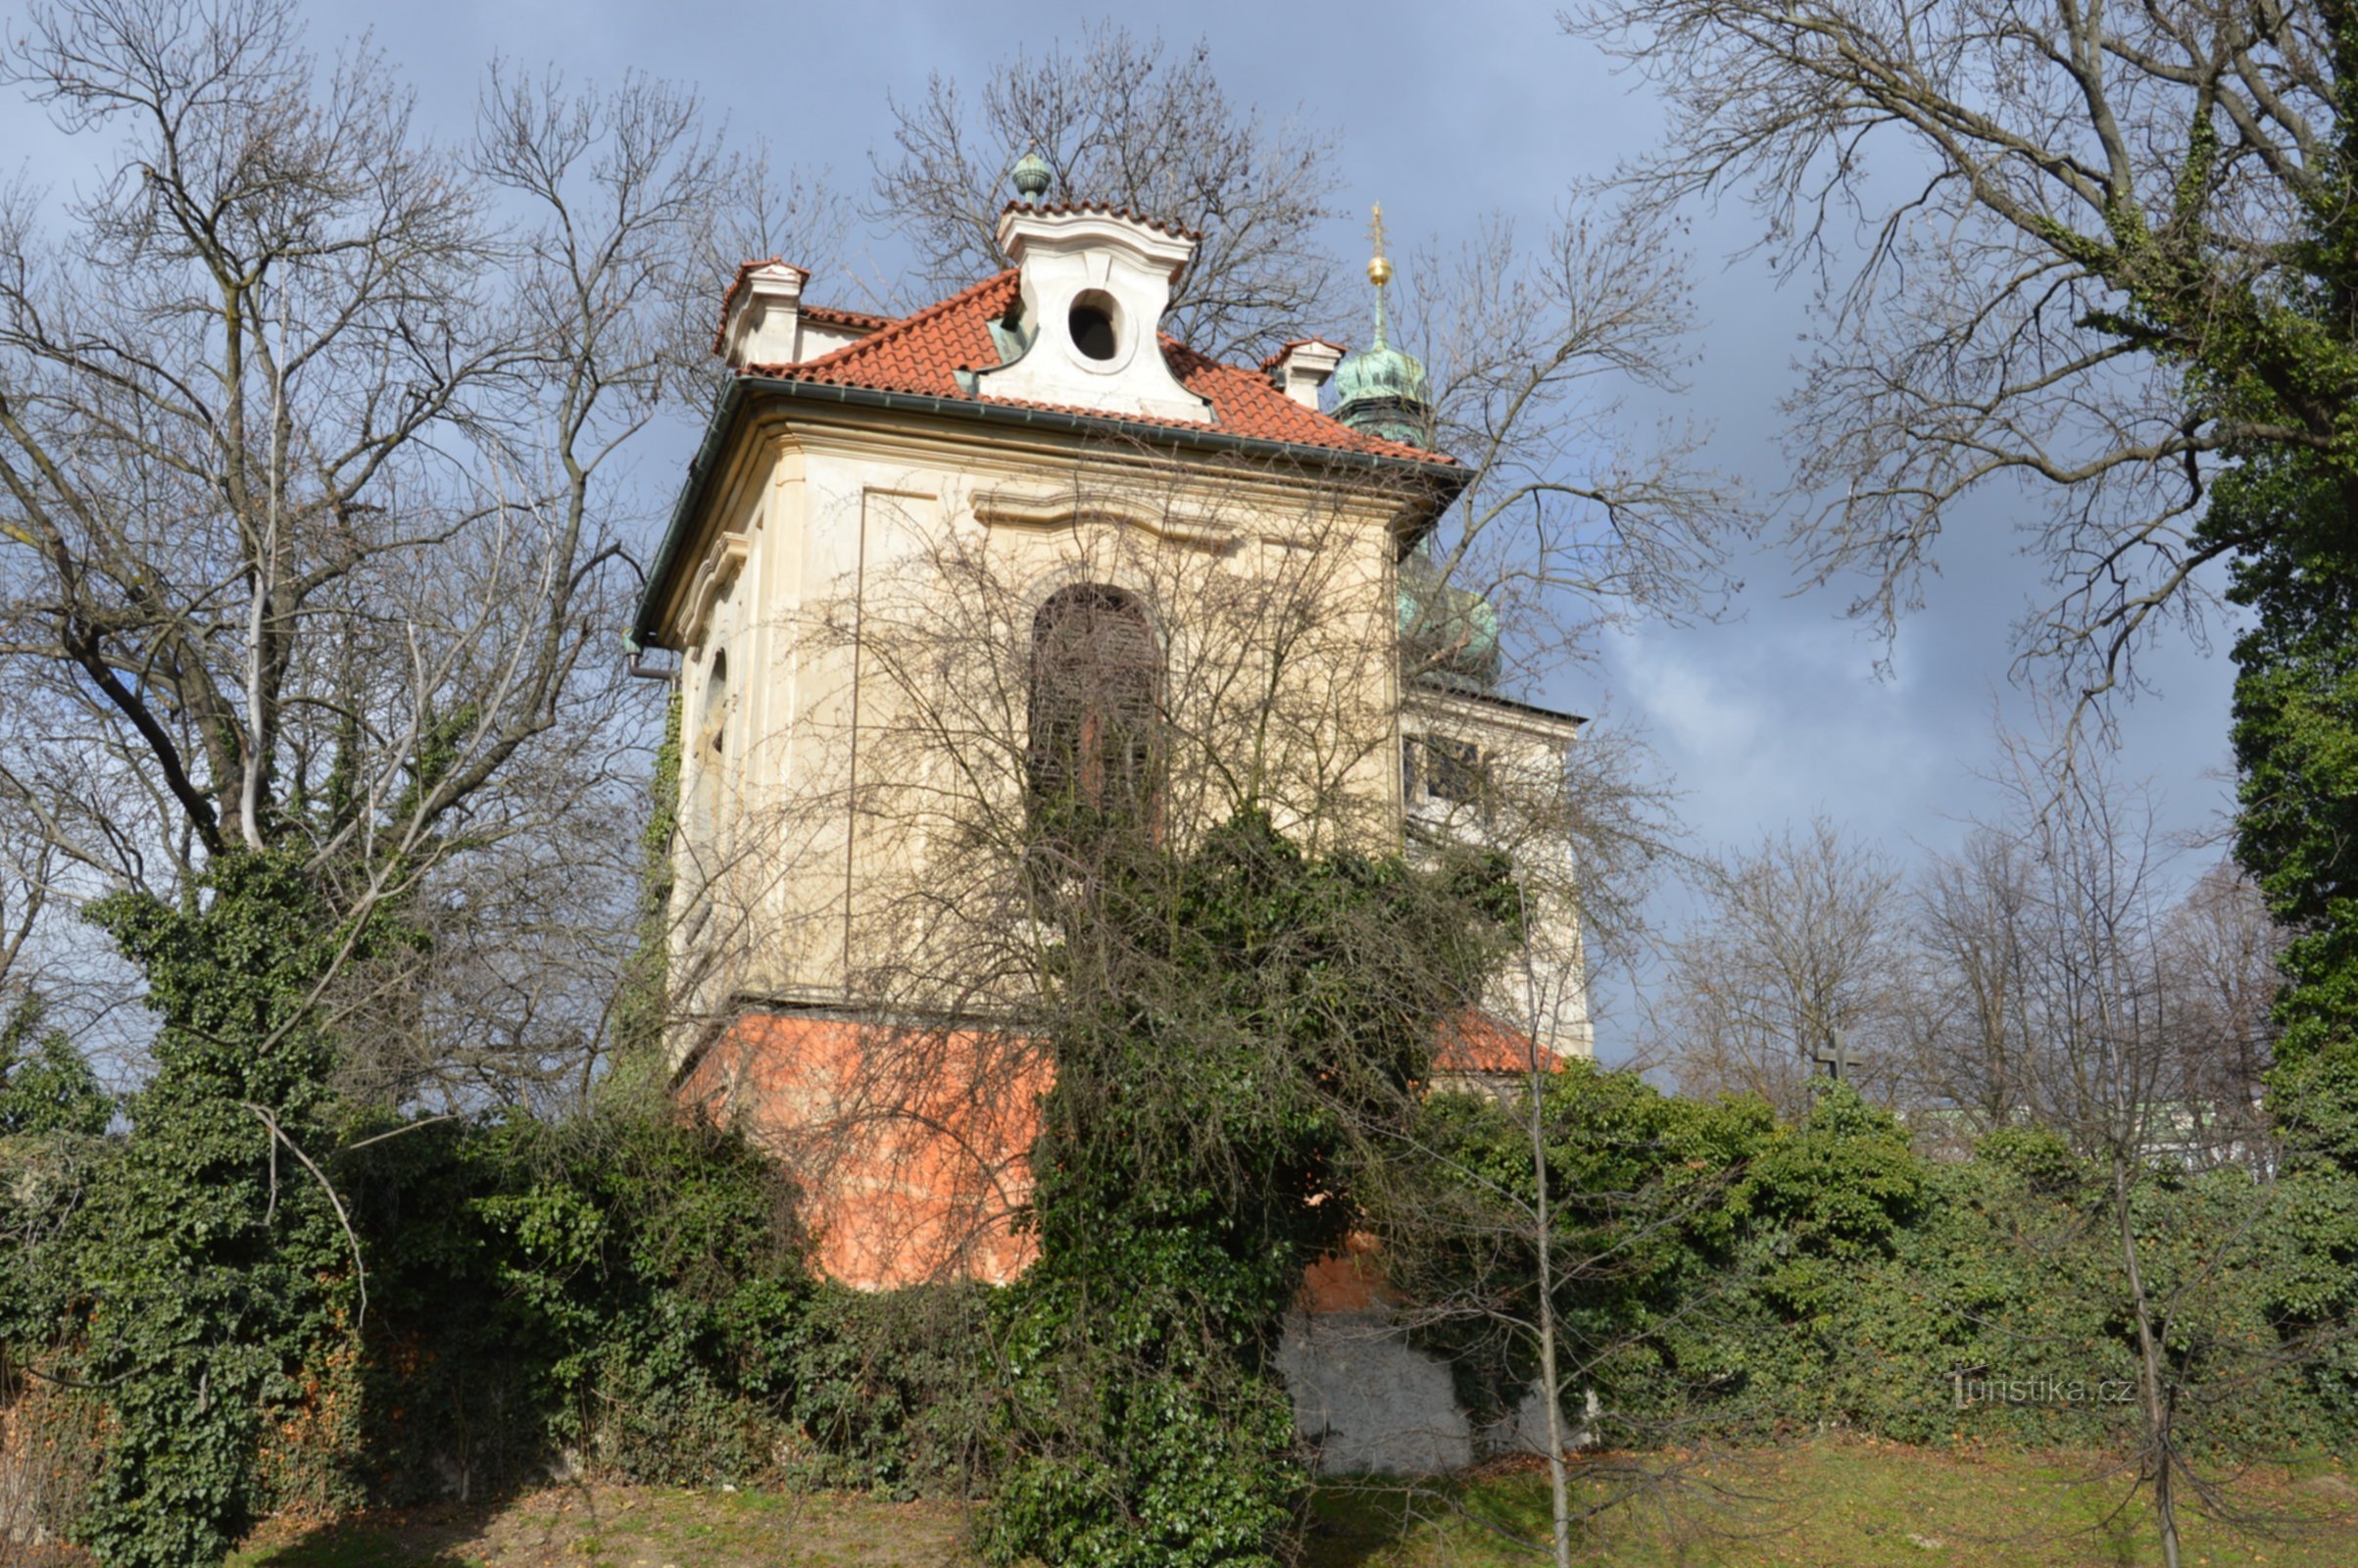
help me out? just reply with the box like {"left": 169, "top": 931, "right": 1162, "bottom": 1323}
{"left": 226, "top": 1487, "right": 970, "bottom": 1568}
{"left": 204, "top": 1440, "right": 2358, "bottom": 1568}
{"left": 1305, "top": 1442, "right": 2358, "bottom": 1566}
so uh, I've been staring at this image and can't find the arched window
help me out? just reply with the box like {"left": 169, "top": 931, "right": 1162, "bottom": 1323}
{"left": 1027, "top": 585, "right": 1162, "bottom": 837}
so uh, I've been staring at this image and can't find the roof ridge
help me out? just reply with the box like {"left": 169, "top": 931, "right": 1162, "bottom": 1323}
{"left": 752, "top": 270, "right": 1016, "bottom": 378}
{"left": 802, "top": 303, "right": 898, "bottom": 329}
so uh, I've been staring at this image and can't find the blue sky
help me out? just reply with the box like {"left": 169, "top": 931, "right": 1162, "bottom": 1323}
{"left": 0, "top": 0, "right": 2236, "bottom": 1057}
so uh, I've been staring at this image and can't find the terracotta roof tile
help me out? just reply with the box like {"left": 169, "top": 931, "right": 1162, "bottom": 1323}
{"left": 758, "top": 270, "right": 1014, "bottom": 391}
{"left": 745, "top": 270, "right": 1452, "bottom": 466}
{"left": 1434, "top": 1009, "right": 1563, "bottom": 1077}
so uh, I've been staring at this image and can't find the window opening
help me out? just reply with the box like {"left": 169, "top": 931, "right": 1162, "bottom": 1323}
{"left": 1068, "top": 291, "right": 1119, "bottom": 362}
{"left": 1417, "top": 735, "right": 1484, "bottom": 806}
{"left": 687, "top": 647, "right": 729, "bottom": 850}
{"left": 1028, "top": 585, "right": 1162, "bottom": 839}
{"left": 703, "top": 650, "right": 729, "bottom": 756}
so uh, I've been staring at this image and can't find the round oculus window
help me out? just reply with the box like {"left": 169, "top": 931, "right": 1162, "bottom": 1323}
{"left": 1068, "top": 290, "right": 1120, "bottom": 362}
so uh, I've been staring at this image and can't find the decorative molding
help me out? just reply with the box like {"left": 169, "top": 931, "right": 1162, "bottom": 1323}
{"left": 682, "top": 530, "right": 751, "bottom": 648}
{"left": 971, "top": 486, "right": 1235, "bottom": 553}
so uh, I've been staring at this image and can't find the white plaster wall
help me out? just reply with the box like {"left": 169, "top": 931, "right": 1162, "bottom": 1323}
{"left": 682, "top": 416, "right": 1411, "bottom": 1012}
{"left": 975, "top": 211, "right": 1209, "bottom": 424}
{"left": 1277, "top": 1309, "right": 1475, "bottom": 1476}
{"left": 1400, "top": 695, "right": 1596, "bottom": 1060}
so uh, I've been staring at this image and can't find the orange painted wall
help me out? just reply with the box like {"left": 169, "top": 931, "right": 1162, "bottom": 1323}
{"left": 682, "top": 1008, "right": 1554, "bottom": 1298}
{"left": 680, "top": 1014, "right": 1046, "bottom": 1289}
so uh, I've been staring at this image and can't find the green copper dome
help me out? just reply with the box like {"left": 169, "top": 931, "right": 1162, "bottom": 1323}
{"left": 1333, "top": 338, "right": 1432, "bottom": 441}
{"left": 1398, "top": 542, "right": 1499, "bottom": 690}
{"left": 1333, "top": 204, "right": 1433, "bottom": 448}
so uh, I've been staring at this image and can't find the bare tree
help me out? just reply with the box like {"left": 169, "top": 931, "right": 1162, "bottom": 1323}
{"left": 1948, "top": 729, "right": 2301, "bottom": 1568}
{"left": 1904, "top": 826, "right": 2045, "bottom": 1140}
{"left": 2001, "top": 738, "right": 2190, "bottom": 1565}
{"left": 1905, "top": 796, "right": 2282, "bottom": 1166}
{"left": 1655, "top": 816, "right": 1916, "bottom": 1117}
{"left": 2159, "top": 858, "right": 2284, "bottom": 1157}
{"left": 0, "top": 8, "right": 846, "bottom": 1557}
{"left": 1399, "top": 202, "right": 1745, "bottom": 661}
{"left": 1362, "top": 825, "right": 1761, "bottom": 1568}
{"left": 868, "top": 24, "right": 1342, "bottom": 366}
{"left": 0, "top": 0, "right": 830, "bottom": 1105}
{"left": 874, "top": 24, "right": 1744, "bottom": 707}
{"left": 1565, "top": 0, "right": 2340, "bottom": 710}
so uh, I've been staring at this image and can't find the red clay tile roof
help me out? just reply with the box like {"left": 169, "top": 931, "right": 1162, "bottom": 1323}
{"left": 1001, "top": 198, "right": 1202, "bottom": 242}
{"left": 757, "top": 269, "right": 1011, "bottom": 391}
{"left": 745, "top": 270, "right": 1453, "bottom": 466}
{"left": 801, "top": 304, "right": 897, "bottom": 331}
{"left": 1434, "top": 1009, "right": 1563, "bottom": 1077}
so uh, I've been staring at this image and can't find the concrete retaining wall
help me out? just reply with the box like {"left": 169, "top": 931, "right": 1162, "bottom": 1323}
{"left": 1276, "top": 1309, "right": 1589, "bottom": 1475}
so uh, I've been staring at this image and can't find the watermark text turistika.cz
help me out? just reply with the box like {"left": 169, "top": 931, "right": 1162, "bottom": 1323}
{"left": 1951, "top": 1372, "right": 2135, "bottom": 1409}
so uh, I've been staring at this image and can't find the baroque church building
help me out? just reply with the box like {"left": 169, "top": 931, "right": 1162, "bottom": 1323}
{"left": 627, "top": 173, "right": 1590, "bottom": 1462}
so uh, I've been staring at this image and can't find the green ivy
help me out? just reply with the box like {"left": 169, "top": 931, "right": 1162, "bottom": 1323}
{"left": 0, "top": 994, "right": 112, "bottom": 1138}
{"left": 342, "top": 1097, "right": 811, "bottom": 1498}
{"left": 612, "top": 688, "right": 682, "bottom": 1061}
{"left": 787, "top": 1282, "right": 994, "bottom": 1497}
{"left": 980, "top": 811, "right": 1512, "bottom": 1568}
{"left": 1385, "top": 1059, "right": 1773, "bottom": 1438}
{"left": 0, "top": 996, "right": 113, "bottom": 1376}
{"left": 1395, "top": 1071, "right": 2358, "bottom": 1456}
{"left": 70, "top": 850, "right": 399, "bottom": 1567}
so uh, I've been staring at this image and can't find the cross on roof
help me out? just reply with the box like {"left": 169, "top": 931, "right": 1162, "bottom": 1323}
{"left": 1812, "top": 1029, "right": 1867, "bottom": 1084}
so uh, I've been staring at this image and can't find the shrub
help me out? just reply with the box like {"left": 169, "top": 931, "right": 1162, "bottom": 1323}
{"left": 347, "top": 1100, "right": 811, "bottom": 1499}
{"left": 789, "top": 1281, "right": 995, "bottom": 1497}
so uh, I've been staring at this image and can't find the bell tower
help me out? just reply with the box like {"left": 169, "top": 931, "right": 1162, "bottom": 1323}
{"left": 1333, "top": 205, "right": 1435, "bottom": 448}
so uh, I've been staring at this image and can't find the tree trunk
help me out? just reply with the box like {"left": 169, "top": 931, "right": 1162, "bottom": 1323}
{"left": 2113, "top": 1158, "right": 2181, "bottom": 1568}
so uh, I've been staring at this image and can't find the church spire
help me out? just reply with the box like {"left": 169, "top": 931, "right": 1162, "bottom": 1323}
{"left": 1333, "top": 202, "right": 1432, "bottom": 448}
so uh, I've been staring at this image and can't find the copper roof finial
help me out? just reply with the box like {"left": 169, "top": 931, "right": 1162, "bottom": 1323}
{"left": 1011, "top": 148, "right": 1053, "bottom": 204}
{"left": 1333, "top": 200, "right": 1434, "bottom": 446}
